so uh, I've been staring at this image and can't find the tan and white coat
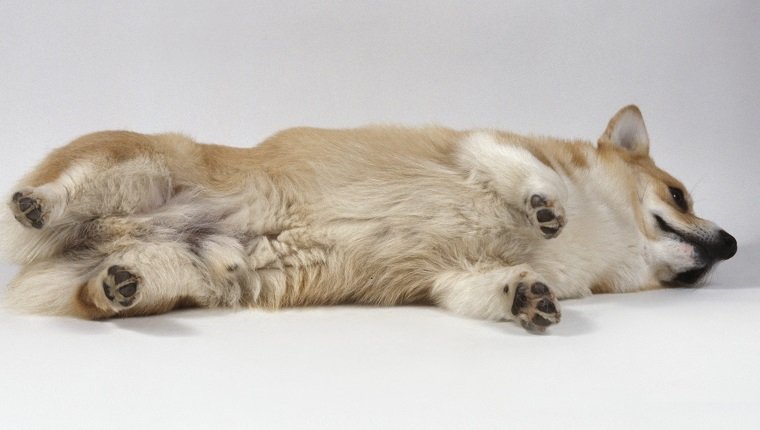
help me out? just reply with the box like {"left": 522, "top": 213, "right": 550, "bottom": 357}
{"left": 0, "top": 106, "right": 737, "bottom": 332}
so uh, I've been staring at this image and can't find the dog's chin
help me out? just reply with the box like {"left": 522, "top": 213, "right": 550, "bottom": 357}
{"left": 667, "top": 265, "right": 711, "bottom": 287}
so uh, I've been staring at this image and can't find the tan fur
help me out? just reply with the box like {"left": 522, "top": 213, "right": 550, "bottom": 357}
{"left": 0, "top": 106, "right": 736, "bottom": 332}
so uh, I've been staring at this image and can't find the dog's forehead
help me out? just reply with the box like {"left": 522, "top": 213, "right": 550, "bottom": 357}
{"left": 598, "top": 143, "right": 688, "bottom": 193}
{"left": 629, "top": 154, "right": 688, "bottom": 193}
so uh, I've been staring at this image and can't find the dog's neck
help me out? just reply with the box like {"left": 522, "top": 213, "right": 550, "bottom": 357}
{"left": 531, "top": 141, "right": 656, "bottom": 295}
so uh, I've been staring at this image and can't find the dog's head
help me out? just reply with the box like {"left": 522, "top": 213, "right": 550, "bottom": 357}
{"left": 597, "top": 105, "right": 737, "bottom": 286}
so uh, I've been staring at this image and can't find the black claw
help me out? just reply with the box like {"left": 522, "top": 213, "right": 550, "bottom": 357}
{"left": 530, "top": 194, "right": 546, "bottom": 208}
{"left": 12, "top": 192, "right": 22, "bottom": 202}
{"left": 118, "top": 283, "right": 137, "bottom": 298}
{"left": 536, "top": 209, "right": 555, "bottom": 222}
{"left": 531, "top": 282, "right": 549, "bottom": 295}
{"left": 119, "top": 298, "right": 135, "bottom": 307}
{"left": 26, "top": 208, "right": 41, "bottom": 221}
{"left": 536, "top": 297, "right": 557, "bottom": 314}
{"left": 105, "top": 265, "right": 139, "bottom": 303}
{"left": 521, "top": 319, "right": 547, "bottom": 334}
{"left": 18, "top": 197, "right": 34, "bottom": 211}
{"left": 102, "top": 283, "right": 115, "bottom": 300}
{"left": 113, "top": 270, "right": 132, "bottom": 285}
{"left": 503, "top": 284, "right": 509, "bottom": 294}
{"left": 511, "top": 283, "right": 528, "bottom": 316}
{"left": 532, "top": 314, "right": 554, "bottom": 327}
{"left": 540, "top": 226, "right": 558, "bottom": 236}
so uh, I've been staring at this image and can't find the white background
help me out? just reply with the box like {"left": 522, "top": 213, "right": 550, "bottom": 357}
{"left": 1, "top": 1, "right": 758, "bottom": 428}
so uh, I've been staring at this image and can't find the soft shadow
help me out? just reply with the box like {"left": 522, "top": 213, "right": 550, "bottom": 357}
{"left": 549, "top": 307, "right": 595, "bottom": 336}
{"left": 583, "top": 288, "right": 689, "bottom": 309}
{"left": 107, "top": 307, "right": 246, "bottom": 336}
{"left": 55, "top": 316, "right": 115, "bottom": 335}
{"left": 108, "top": 313, "right": 201, "bottom": 337}
{"left": 166, "top": 307, "right": 240, "bottom": 320}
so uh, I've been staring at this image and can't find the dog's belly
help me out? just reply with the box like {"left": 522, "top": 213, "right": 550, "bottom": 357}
{"left": 239, "top": 208, "right": 535, "bottom": 308}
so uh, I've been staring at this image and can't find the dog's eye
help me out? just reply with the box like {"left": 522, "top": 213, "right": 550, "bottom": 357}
{"left": 668, "top": 186, "right": 688, "bottom": 211}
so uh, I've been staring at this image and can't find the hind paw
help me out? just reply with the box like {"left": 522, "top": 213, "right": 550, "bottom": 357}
{"left": 526, "top": 193, "right": 566, "bottom": 239}
{"left": 101, "top": 265, "right": 141, "bottom": 309}
{"left": 10, "top": 190, "right": 47, "bottom": 229}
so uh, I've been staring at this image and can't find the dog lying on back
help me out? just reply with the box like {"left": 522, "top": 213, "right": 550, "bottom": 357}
{"left": 0, "top": 106, "right": 737, "bottom": 332}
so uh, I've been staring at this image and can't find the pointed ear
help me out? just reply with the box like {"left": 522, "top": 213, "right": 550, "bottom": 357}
{"left": 598, "top": 105, "right": 650, "bottom": 156}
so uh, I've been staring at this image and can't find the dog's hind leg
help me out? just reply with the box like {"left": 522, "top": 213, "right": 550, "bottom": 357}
{"left": 3, "top": 242, "right": 207, "bottom": 319}
{"left": 6, "top": 227, "right": 256, "bottom": 319}
{"left": 78, "top": 206, "right": 259, "bottom": 318}
{"left": 8, "top": 153, "right": 172, "bottom": 231}
{"left": 77, "top": 242, "right": 227, "bottom": 318}
{"left": 3, "top": 133, "right": 175, "bottom": 263}
{"left": 431, "top": 264, "right": 561, "bottom": 333}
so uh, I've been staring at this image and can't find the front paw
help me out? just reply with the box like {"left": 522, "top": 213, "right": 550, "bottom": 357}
{"left": 10, "top": 190, "right": 47, "bottom": 229}
{"left": 526, "top": 193, "right": 566, "bottom": 239}
{"left": 509, "top": 275, "right": 561, "bottom": 333}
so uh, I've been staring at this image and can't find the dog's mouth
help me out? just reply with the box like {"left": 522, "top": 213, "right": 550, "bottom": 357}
{"left": 670, "top": 266, "right": 710, "bottom": 286}
{"left": 654, "top": 215, "right": 712, "bottom": 286}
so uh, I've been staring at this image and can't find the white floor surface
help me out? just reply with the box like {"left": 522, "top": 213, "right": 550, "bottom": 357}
{"left": 1, "top": 250, "right": 759, "bottom": 429}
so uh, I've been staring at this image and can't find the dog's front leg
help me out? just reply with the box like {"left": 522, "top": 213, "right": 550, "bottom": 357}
{"left": 431, "top": 265, "right": 561, "bottom": 333}
{"left": 457, "top": 134, "right": 568, "bottom": 239}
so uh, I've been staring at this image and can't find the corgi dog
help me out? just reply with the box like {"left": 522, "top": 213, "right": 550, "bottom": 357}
{"left": 0, "top": 105, "right": 737, "bottom": 332}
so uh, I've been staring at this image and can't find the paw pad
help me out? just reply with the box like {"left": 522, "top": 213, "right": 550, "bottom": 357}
{"left": 11, "top": 191, "right": 45, "bottom": 229}
{"left": 102, "top": 265, "right": 141, "bottom": 308}
{"left": 528, "top": 194, "right": 565, "bottom": 239}
{"left": 510, "top": 281, "right": 561, "bottom": 333}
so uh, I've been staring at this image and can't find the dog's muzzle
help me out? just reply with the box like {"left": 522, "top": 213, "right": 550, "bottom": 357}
{"left": 655, "top": 215, "right": 737, "bottom": 285}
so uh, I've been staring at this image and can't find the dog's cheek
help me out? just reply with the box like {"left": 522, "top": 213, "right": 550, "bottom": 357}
{"left": 651, "top": 240, "right": 701, "bottom": 273}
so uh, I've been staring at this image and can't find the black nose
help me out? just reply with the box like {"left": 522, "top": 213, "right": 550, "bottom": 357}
{"left": 715, "top": 230, "right": 737, "bottom": 260}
